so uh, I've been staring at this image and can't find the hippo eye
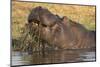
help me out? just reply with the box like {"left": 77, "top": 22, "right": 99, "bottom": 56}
{"left": 42, "top": 24, "right": 47, "bottom": 27}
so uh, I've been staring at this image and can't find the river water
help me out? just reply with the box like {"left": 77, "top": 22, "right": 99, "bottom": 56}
{"left": 11, "top": 49, "right": 96, "bottom": 66}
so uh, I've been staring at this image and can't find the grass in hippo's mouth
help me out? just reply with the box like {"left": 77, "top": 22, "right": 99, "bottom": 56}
{"left": 12, "top": 1, "right": 96, "bottom": 51}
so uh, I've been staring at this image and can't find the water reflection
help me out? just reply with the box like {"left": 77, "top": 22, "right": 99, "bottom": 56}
{"left": 11, "top": 49, "right": 96, "bottom": 66}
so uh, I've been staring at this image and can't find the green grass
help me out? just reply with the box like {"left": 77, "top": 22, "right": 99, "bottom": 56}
{"left": 12, "top": 1, "right": 96, "bottom": 39}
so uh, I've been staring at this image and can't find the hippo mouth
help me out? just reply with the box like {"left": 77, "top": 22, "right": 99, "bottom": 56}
{"left": 33, "top": 19, "right": 40, "bottom": 25}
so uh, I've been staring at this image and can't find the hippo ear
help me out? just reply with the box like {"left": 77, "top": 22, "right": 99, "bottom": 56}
{"left": 55, "top": 15, "right": 61, "bottom": 20}
{"left": 62, "top": 16, "right": 70, "bottom": 27}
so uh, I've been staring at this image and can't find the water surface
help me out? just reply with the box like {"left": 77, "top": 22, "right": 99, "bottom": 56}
{"left": 11, "top": 49, "right": 96, "bottom": 66}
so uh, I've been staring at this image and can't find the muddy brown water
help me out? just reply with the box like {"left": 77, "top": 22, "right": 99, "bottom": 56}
{"left": 11, "top": 49, "right": 96, "bottom": 66}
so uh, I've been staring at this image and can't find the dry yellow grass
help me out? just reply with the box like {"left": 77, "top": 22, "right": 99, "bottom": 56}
{"left": 12, "top": 1, "right": 96, "bottom": 39}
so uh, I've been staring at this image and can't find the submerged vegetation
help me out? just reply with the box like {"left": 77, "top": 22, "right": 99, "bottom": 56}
{"left": 12, "top": 1, "right": 96, "bottom": 52}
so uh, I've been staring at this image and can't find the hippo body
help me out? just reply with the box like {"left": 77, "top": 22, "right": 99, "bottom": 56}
{"left": 28, "top": 6, "right": 96, "bottom": 49}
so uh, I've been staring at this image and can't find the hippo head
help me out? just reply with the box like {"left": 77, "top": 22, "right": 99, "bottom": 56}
{"left": 28, "top": 6, "right": 61, "bottom": 27}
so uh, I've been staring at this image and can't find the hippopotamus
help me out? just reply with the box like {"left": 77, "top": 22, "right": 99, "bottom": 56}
{"left": 28, "top": 6, "right": 96, "bottom": 49}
